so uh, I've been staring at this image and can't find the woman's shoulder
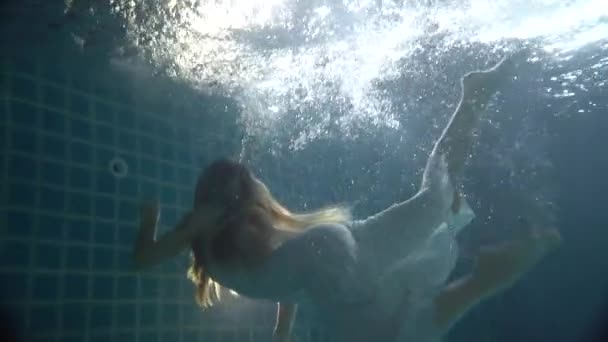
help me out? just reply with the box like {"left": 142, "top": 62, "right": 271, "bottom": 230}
{"left": 303, "top": 221, "right": 353, "bottom": 238}
{"left": 283, "top": 222, "right": 356, "bottom": 254}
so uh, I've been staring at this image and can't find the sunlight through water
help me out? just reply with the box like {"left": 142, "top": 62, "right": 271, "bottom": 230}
{"left": 103, "top": 0, "right": 608, "bottom": 149}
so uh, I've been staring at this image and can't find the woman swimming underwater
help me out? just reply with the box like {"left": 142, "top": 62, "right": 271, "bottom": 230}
{"left": 132, "top": 52, "right": 561, "bottom": 342}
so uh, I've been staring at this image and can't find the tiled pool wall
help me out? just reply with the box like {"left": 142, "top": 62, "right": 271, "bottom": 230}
{"left": 0, "top": 53, "right": 325, "bottom": 342}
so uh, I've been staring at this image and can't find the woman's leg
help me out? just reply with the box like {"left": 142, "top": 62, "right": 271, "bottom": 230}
{"left": 433, "top": 226, "right": 561, "bottom": 331}
{"left": 353, "top": 56, "right": 520, "bottom": 271}
{"left": 423, "top": 54, "right": 519, "bottom": 194}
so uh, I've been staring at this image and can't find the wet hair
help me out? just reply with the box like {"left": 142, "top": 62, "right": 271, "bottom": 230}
{"left": 187, "top": 158, "right": 351, "bottom": 308}
{"left": 193, "top": 158, "right": 256, "bottom": 210}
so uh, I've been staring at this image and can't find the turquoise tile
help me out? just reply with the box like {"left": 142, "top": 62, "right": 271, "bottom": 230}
{"left": 29, "top": 305, "right": 59, "bottom": 333}
{"left": 11, "top": 126, "right": 37, "bottom": 153}
{"left": 160, "top": 185, "right": 177, "bottom": 203}
{"left": 10, "top": 100, "right": 38, "bottom": 126}
{"left": 96, "top": 147, "right": 115, "bottom": 169}
{"left": 63, "top": 274, "right": 89, "bottom": 299}
{"left": 69, "top": 93, "right": 90, "bottom": 116}
{"left": 41, "top": 160, "right": 66, "bottom": 186}
{"left": 93, "top": 221, "right": 115, "bottom": 244}
{"left": 116, "top": 223, "right": 136, "bottom": 247}
{"left": 0, "top": 240, "right": 30, "bottom": 267}
{"left": 32, "top": 274, "right": 59, "bottom": 300}
{"left": 62, "top": 303, "right": 87, "bottom": 331}
{"left": 94, "top": 196, "right": 114, "bottom": 219}
{"left": 94, "top": 102, "right": 114, "bottom": 124}
{"left": 65, "top": 246, "right": 89, "bottom": 270}
{"left": 139, "top": 303, "right": 157, "bottom": 327}
{"left": 67, "top": 192, "right": 91, "bottom": 216}
{"left": 156, "top": 121, "right": 174, "bottom": 139}
{"left": 92, "top": 248, "right": 114, "bottom": 271}
{"left": 8, "top": 153, "right": 37, "bottom": 181}
{"left": 95, "top": 123, "right": 114, "bottom": 146}
{"left": 138, "top": 134, "right": 157, "bottom": 156}
{"left": 5, "top": 209, "right": 33, "bottom": 238}
{"left": 89, "top": 304, "right": 112, "bottom": 329}
{"left": 115, "top": 304, "right": 136, "bottom": 328}
{"left": 37, "top": 215, "right": 64, "bottom": 240}
{"left": 160, "top": 304, "right": 178, "bottom": 325}
{"left": 118, "top": 176, "right": 137, "bottom": 198}
{"left": 116, "top": 276, "right": 137, "bottom": 299}
{"left": 39, "top": 186, "right": 65, "bottom": 212}
{"left": 92, "top": 275, "right": 114, "bottom": 299}
{"left": 42, "top": 85, "right": 65, "bottom": 109}
{"left": 41, "top": 134, "right": 67, "bottom": 159}
{"left": 70, "top": 118, "right": 92, "bottom": 140}
{"left": 175, "top": 147, "right": 192, "bottom": 165}
{"left": 139, "top": 179, "right": 159, "bottom": 198}
{"left": 34, "top": 242, "right": 62, "bottom": 269}
{"left": 117, "top": 110, "right": 135, "bottom": 129}
{"left": 119, "top": 153, "right": 138, "bottom": 176}
{"left": 113, "top": 332, "right": 136, "bottom": 342}
{"left": 140, "top": 278, "right": 158, "bottom": 298}
{"left": 11, "top": 77, "right": 36, "bottom": 100}
{"left": 159, "top": 162, "right": 175, "bottom": 182}
{"left": 177, "top": 167, "right": 194, "bottom": 186}
{"left": 116, "top": 249, "right": 133, "bottom": 270}
{"left": 117, "top": 130, "right": 136, "bottom": 150}
{"left": 65, "top": 218, "right": 90, "bottom": 242}
{"left": 41, "top": 108, "right": 66, "bottom": 134}
{"left": 137, "top": 331, "right": 158, "bottom": 342}
{"left": 69, "top": 141, "right": 92, "bottom": 164}
{"left": 8, "top": 182, "right": 36, "bottom": 207}
{"left": 95, "top": 171, "right": 116, "bottom": 195}
{"left": 159, "top": 143, "right": 175, "bottom": 162}
{"left": 69, "top": 166, "right": 91, "bottom": 190}
{"left": 140, "top": 158, "right": 158, "bottom": 179}
{"left": 137, "top": 116, "right": 156, "bottom": 133}
{"left": 0, "top": 271, "right": 28, "bottom": 300}
{"left": 160, "top": 330, "right": 180, "bottom": 342}
{"left": 117, "top": 200, "right": 136, "bottom": 222}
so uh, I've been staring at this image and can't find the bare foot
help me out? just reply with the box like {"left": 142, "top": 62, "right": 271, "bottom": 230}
{"left": 461, "top": 49, "right": 531, "bottom": 105}
{"left": 474, "top": 224, "right": 561, "bottom": 292}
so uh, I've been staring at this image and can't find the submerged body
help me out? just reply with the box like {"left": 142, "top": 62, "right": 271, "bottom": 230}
{"left": 204, "top": 198, "right": 474, "bottom": 341}
{"left": 133, "top": 49, "right": 561, "bottom": 342}
{"left": 199, "top": 55, "right": 514, "bottom": 341}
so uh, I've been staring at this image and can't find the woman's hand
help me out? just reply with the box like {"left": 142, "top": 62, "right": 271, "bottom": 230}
{"left": 140, "top": 200, "right": 160, "bottom": 227}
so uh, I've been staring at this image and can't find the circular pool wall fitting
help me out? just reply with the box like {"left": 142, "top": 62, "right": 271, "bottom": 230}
{"left": 109, "top": 157, "right": 129, "bottom": 179}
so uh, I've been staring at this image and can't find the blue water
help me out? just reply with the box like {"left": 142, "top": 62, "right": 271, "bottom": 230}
{"left": 1, "top": 0, "right": 607, "bottom": 341}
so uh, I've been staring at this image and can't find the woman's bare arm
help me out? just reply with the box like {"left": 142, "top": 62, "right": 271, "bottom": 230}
{"left": 273, "top": 302, "right": 298, "bottom": 342}
{"left": 133, "top": 202, "right": 220, "bottom": 269}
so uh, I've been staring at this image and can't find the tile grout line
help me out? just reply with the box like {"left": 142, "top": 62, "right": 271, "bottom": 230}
{"left": 55, "top": 71, "right": 70, "bottom": 342}
{"left": 5, "top": 70, "right": 189, "bottom": 127}
{"left": 80, "top": 70, "right": 94, "bottom": 342}
{"left": 24, "top": 55, "right": 44, "bottom": 340}
{"left": 7, "top": 111, "right": 200, "bottom": 171}
{"left": 1, "top": 57, "right": 9, "bottom": 209}
{"left": 110, "top": 96, "right": 120, "bottom": 340}
{"left": 6, "top": 147, "right": 198, "bottom": 193}
{"left": 134, "top": 93, "right": 143, "bottom": 342}
{"left": 8, "top": 94, "right": 211, "bottom": 151}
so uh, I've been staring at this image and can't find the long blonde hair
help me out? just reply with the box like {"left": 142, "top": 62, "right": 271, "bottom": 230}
{"left": 187, "top": 159, "right": 350, "bottom": 308}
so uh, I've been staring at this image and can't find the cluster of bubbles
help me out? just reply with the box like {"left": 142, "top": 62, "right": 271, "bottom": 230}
{"left": 56, "top": 0, "right": 606, "bottom": 233}
{"left": 82, "top": 0, "right": 607, "bottom": 149}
